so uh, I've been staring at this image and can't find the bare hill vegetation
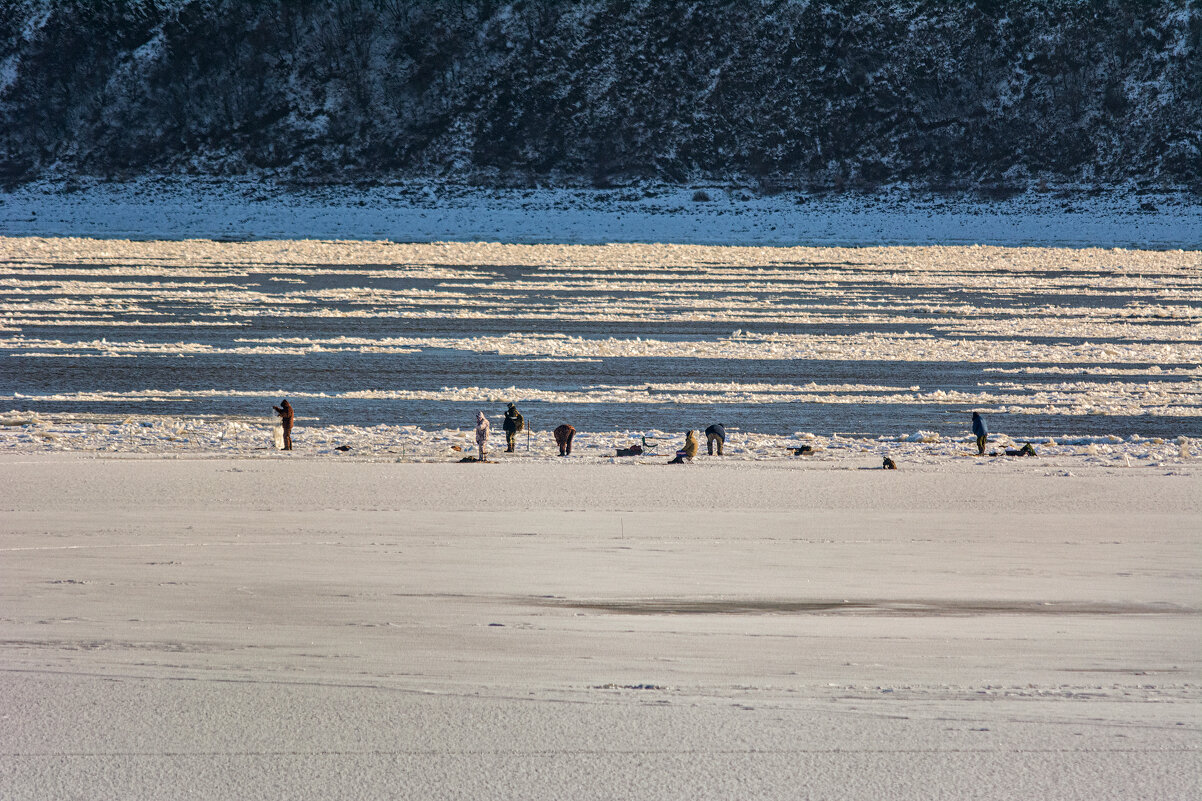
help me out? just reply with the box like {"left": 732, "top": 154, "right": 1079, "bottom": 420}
{"left": 1, "top": 0, "right": 1198, "bottom": 191}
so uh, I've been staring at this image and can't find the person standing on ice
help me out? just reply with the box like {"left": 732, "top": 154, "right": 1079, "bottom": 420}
{"left": 272, "top": 399, "right": 294, "bottom": 451}
{"left": 502, "top": 403, "right": 524, "bottom": 453}
{"left": 553, "top": 424, "right": 576, "bottom": 456}
{"left": 475, "top": 411, "right": 491, "bottom": 461}
{"left": 705, "top": 423, "right": 726, "bottom": 455}
{"left": 971, "top": 411, "right": 988, "bottom": 455}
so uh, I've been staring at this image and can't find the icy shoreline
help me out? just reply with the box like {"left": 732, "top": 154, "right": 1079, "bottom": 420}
{"left": 3, "top": 411, "right": 1197, "bottom": 471}
{"left": 2, "top": 178, "right": 1199, "bottom": 248}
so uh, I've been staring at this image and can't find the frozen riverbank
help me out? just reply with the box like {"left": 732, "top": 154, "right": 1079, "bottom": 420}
{"left": 3, "top": 411, "right": 1200, "bottom": 471}
{"left": 1, "top": 454, "right": 1198, "bottom": 800}
{"left": 2, "top": 179, "right": 1199, "bottom": 248}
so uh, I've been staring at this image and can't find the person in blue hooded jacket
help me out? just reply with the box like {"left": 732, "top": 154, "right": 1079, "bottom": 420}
{"left": 971, "top": 412, "right": 988, "bottom": 455}
{"left": 705, "top": 423, "right": 726, "bottom": 455}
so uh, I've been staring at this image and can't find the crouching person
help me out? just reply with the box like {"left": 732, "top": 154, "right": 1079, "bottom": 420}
{"left": 705, "top": 423, "right": 726, "bottom": 455}
{"left": 553, "top": 424, "right": 576, "bottom": 456}
{"left": 669, "top": 430, "right": 699, "bottom": 464}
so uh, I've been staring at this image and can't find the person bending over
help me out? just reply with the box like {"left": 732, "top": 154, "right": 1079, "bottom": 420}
{"left": 553, "top": 424, "right": 576, "bottom": 456}
{"left": 705, "top": 423, "right": 726, "bottom": 456}
{"left": 971, "top": 412, "right": 988, "bottom": 456}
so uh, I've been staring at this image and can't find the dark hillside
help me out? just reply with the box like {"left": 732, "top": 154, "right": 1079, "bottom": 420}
{"left": 1, "top": 0, "right": 1198, "bottom": 190}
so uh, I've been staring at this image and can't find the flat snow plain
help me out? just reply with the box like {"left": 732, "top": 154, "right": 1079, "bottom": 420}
{"left": 1, "top": 453, "right": 1199, "bottom": 800}
{"left": 1, "top": 190, "right": 1200, "bottom": 798}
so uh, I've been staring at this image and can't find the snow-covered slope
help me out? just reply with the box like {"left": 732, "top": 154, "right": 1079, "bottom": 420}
{"left": 1, "top": 1, "right": 1197, "bottom": 190}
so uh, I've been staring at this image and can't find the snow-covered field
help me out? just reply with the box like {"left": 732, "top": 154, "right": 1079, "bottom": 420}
{"left": 1, "top": 196, "right": 1200, "bottom": 798}
{"left": 2, "top": 179, "right": 1200, "bottom": 248}
{"left": 1, "top": 454, "right": 1198, "bottom": 800}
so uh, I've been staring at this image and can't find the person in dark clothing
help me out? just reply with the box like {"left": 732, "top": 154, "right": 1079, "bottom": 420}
{"left": 553, "top": 424, "right": 575, "bottom": 456}
{"left": 273, "top": 399, "right": 294, "bottom": 451}
{"left": 502, "top": 403, "right": 524, "bottom": 452}
{"left": 971, "top": 412, "right": 988, "bottom": 455}
{"left": 705, "top": 423, "right": 726, "bottom": 455}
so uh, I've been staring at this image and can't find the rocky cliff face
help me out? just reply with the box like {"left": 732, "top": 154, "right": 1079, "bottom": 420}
{"left": 1, "top": 0, "right": 1198, "bottom": 190}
